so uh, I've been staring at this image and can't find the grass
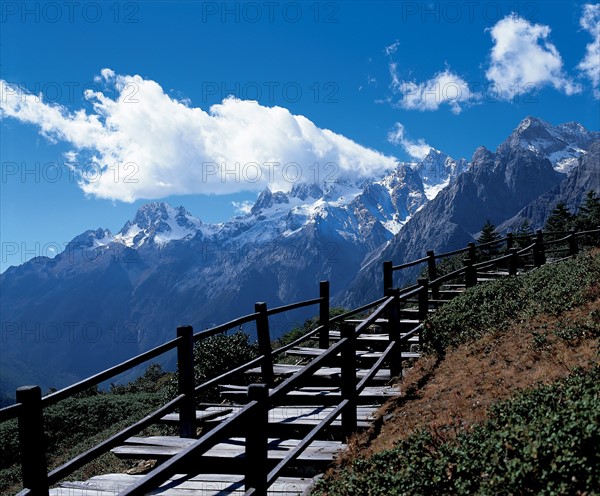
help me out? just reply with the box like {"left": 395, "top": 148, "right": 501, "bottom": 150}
{"left": 314, "top": 250, "right": 600, "bottom": 495}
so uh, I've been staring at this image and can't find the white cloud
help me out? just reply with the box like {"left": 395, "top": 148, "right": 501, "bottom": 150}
{"left": 486, "top": 14, "right": 581, "bottom": 98}
{"left": 0, "top": 71, "right": 397, "bottom": 202}
{"left": 577, "top": 3, "right": 600, "bottom": 98}
{"left": 232, "top": 200, "right": 254, "bottom": 215}
{"left": 384, "top": 41, "right": 400, "bottom": 56}
{"left": 389, "top": 66, "right": 479, "bottom": 114}
{"left": 387, "top": 123, "right": 431, "bottom": 160}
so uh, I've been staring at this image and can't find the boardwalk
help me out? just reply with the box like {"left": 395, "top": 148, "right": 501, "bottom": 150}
{"left": 2, "top": 228, "right": 596, "bottom": 496}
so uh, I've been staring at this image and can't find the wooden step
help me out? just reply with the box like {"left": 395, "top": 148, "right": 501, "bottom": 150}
{"left": 51, "top": 472, "right": 319, "bottom": 495}
{"left": 286, "top": 346, "right": 420, "bottom": 360}
{"left": 143, "top": 405, "right": 377, "bottom": 430}
{"left": 219, "top": 385, "right": 401, "bottom": 405}
{"left": 245, "top": 364, "right": 394, "bottom": 383}
{"left": 325, "top": 331, "right": 420, "bottom": 343}
{"left": 112, "top": 436, "right": 346, "bottom": 469}
{"left": 159, "top": 408, "right": 233, "bottom": 425}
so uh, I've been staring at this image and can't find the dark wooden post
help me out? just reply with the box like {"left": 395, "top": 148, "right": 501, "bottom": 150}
{"left": 387, "top": 289, "right": 402, "bottom": 379}
{"left": 533, "top": 230, "right": 546, "bottom": 267}
{"left": 383, "top": 261, "right": 393, "bottom": 295}
{"left": 177, "top": 326, "right": 196, "bottom": 438}
{"left": 464, "top": 258, "right": 477, "bottom": 288}
{"left": 340, "top": 323, "right": 357, "bottom": 437}
{"left": 427, "top": 251, "right": 439, "bottom": 300}
{"left": 16, "top": 386, "right": 49, "bottom": 496}
{"left": 508, "top": 248, "right": 518, "bottom": 276}
{"left": 468, "top": 242, "right": 476, "bottom": 262}
{"left": 319, "top": 281, "right": 330, "bottom": 349}
{"left": 568, "top": 230, "right": 579, "bottom": 257}
{"left": 506, "top": 232, "right": 514, "bottom": 251}
{"left": 426, "top": 250, "right": 437, "bottom": 280}
{"left": 245, "top": 384, "right": 269, "bottom": 494}
{"left": 255, "top": 302, "right": 274, "bottom": 386}
{"left": 417, "top": 278, "right": 429, "bottom": 322}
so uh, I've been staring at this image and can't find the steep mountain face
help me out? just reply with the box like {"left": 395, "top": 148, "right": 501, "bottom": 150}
{"left": 500, "top": 139, "right": 600, "bottom": 230}
{"left": 497, "top": 116, "right": 599, "bottom": 173}
{"left": 342, "top": 119, "right": 598, "bottom": 307}
{"left": 414, "top": 149, "right": 468, "bottom": 199}
{"left": 0, "top": 160, "right": 434, "bottom": 397}
{"left": 0, "top": 117, "right": 597, "bottom": 399}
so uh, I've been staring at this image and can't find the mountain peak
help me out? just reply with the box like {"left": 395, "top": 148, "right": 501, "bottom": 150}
{"left": 498, "top": 116, "right": 599, "bottom": 173}
{"left": 116, "top": 202, "right": 201, "bottom": 246}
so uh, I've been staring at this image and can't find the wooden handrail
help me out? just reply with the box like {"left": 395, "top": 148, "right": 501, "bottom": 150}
{"left": 4, "top": 226, "right": 599, "bottom": 496}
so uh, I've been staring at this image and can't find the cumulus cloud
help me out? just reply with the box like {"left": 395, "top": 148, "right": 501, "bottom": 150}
{"left": 387, "top": 123, "right": 431, "bottom": 160}
{"left": 389, "top": 66, "right": 479, "bottom": 114}
{"left": 0, "top": 70, "right": 397, "bottom": 202}
{"left": 577, "top": 3, "right": 600, "bottom": 98}
{"left": 232, "top": 200, "right": 254, "bottom": 215}
{"left": 486, "top": 14, "right": 581, "bottom": 98}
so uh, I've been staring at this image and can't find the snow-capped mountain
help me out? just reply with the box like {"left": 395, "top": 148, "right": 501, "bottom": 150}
{"left": 497, "top": 116, "right": 599, "bottom": 174}
{"left": 113, "top": 202, "right": 205, "bottom": 247}
{"left": 1, "top": 116, "right": 597, "bottom": 399}
{"left": 412, "top": 149, "right": 468, "bottom": 200}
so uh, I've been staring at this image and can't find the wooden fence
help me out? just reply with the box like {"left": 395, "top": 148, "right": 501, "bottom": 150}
{"left": 1, "top": 227, "right": 598, "bottom": 496}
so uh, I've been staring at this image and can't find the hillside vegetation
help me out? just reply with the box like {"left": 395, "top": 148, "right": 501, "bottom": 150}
{"left": 314, "top": 250, "right": 600, "bottom": 495}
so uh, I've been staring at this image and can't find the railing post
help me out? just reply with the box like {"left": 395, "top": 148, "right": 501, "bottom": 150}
{"left": 426, "top": 251, "right": 439, "bottom": 300}
{"left": 463, "top": 258, "right": 477, "bottom": 288}
{"left": 176, "top": 325, "right": 196, "bottom": 439}
{"left": 533, "top": 230, "right": 546, "bottom": 267}
{"left": 506, "top": 232, "right": 514, "bottom": 252}
{"left": 319, "top": 281, "right": 330, "bottom": 349}
{"left": 246, "top": 384, "right": 269, "bottom": 494}
{"left": 509, "top": 248, "right": 518, "bottom": 276}
{"left": 417, "top": 278, "right": 429, "bottom": 323}
{"left": 16, "top": 386, "right": 49, "bottom": 496}
{"left": 468, "top": 242, "right": 476, "bottom": 261}
{"left": 340, "top": 323, "right": 357, "bottom": 437}
{"left": 387, "top": 289, "right": 402, "bottom": 379}
{"left": 383, "top": 261, "right": 393, "bottom": 295}
{"left": 568, "top": 230, "right": 579, "bottom": 257}
{"left": 426, "top": 250, "right": 437, "bottom": 280}
{"left": 255, "top": 302, "right": 274, "bottom": 386}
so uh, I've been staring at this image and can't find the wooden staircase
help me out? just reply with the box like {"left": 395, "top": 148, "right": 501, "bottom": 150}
{"left": 3, "top": 228, "right": 594, "bottom": 496}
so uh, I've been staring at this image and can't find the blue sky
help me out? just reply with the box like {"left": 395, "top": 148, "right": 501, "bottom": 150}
{"left": 1, "top": 0, "right": 599, "bottom": 271}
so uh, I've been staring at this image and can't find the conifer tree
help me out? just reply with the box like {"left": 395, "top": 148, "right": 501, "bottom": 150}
{"left": 575, "top": 190, "right": 600, "bottom": 231}
{"left": 545, "top": 202, "right": 575, "bottom": 232}
{"left": 513, "top": 219, "right": 534, "bottom": 249}
{"left": 478, "top": 220, "right": 501, "bottom": 259}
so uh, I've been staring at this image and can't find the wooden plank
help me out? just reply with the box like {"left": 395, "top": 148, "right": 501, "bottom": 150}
{"left": 316, "top": 331, "right": 419, "bottom": 343}
{"left": 204, "top": 405, "right": 375, "bottom": 422}
{"left": 53, "top": 473, "right": 318, "bottom": 495}
{"left": 112, "top": 437, "right": 346, "bottom": 462}
{"left": 220, "top": 385, "right": 401, "bottom": 406}
{"left": 286, "top": 347, "right": 420, "bottom": 360}
{"left": 245, "top": 364, "right": 393, "bottom": 382}
{"left": 160, "top": 408, "right": 233, "bottom": 424}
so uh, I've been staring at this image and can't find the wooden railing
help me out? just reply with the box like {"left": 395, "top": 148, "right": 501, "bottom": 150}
{"left": 1, "top": 227, "right": 598, "bottom": 496}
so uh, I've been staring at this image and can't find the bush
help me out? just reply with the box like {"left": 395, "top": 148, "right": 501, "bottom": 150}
{"left": 313, "top": 366, "right": 600, "bottom": 495}
{"left": 423, "top": 252, "right": 600, "bottom": 355}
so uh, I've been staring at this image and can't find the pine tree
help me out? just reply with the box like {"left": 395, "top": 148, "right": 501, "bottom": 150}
{"left": 544, "top": 202, "right": 574, "bottom": 233}
{"left": 574, "top": 190, "right": 600, "bottom": 231}
{"left": 513, "top": 219, "right": 534, "bottom": 249}
{"left": 478, "top": 220, "right": 501, "bottom": 259}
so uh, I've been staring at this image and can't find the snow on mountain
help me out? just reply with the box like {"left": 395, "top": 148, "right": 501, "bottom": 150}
{"left": 114, "top": 202, "right": 203, "bottom": 247}
{"left": 412, "top": 148, "right": 468, "bottom": 200}
{"left": 498, "top": 116, "right": 599, "bottom": 174}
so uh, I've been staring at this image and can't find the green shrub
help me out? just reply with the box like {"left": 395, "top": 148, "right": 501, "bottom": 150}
{"left": 423, "top": 252, "right": 600, "bottom": 355}
{"left": 313, "top": 367, "right": 600, "bottom": 495}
